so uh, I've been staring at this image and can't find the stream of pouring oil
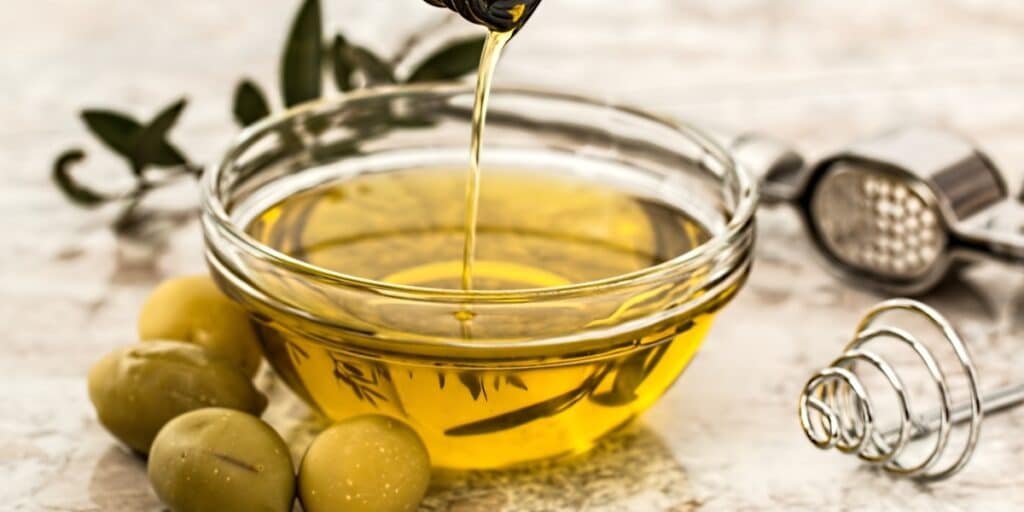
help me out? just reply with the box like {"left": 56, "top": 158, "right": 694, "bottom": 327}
{"left": 461, "top": 29, "right": 514, "bottom": 291}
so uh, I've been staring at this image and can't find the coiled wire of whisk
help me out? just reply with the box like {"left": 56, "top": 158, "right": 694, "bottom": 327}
{"left": 798, "top": 299, "right": 984, "bottom": 481}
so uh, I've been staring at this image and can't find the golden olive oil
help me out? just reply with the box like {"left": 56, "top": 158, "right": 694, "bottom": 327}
{"left": 248, "top": 169, "right": 708, "bottom": 290}
{"left": 463, "top": 29, "right": 513, "bottom": 290}
{"left": 237, "top": 16, "right": 733, "bottom": 469}
{"left": 245, "top": 168, "right": 723, "bottom": 468}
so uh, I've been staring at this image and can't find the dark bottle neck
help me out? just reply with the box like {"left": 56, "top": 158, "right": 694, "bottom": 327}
{"left": 424, "top": 0, "right": 540, "bottom": 32}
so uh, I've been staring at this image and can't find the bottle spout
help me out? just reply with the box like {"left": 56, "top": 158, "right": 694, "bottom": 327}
{"left": 423, "top": 0, "right": 541, "bottom": 33}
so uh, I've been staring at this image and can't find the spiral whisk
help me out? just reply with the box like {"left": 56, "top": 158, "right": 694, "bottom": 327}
{"left": 798, "top": 298, "right": 1024, "bottom": 481}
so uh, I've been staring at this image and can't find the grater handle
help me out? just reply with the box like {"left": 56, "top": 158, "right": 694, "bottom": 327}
{"left": 705, "top": 129, "right": 806, "bottom": 205}
{"left": 954, "top": 199, "right": 1024, "bottom": 263}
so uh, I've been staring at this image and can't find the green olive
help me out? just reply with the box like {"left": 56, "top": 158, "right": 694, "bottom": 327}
{"left": 138, "top": 275, "right": 263, "bottom": 377}
{"left": 299, "top": 416, "right": 431, "bottom": 512}
{"left": 148, "top": 408, "right": 295, "bottom": 512}
{"left": 87, "top": 341, "right": 268, "bottom": 454}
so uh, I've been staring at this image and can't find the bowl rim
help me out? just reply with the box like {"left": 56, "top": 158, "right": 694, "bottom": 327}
{"left": 200, "top": 83, "right": 759, "bottom": 304}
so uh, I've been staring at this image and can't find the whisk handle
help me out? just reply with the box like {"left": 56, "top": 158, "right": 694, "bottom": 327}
{"left": 883, "top": 383, "right": 1024, "bottom": 442}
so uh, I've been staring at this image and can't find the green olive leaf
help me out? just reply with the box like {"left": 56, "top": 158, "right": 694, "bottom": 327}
{"left": 330, "top": 352, "right": 391, "bottom": 407}
{"left": 333, "top": 35, "right": 395, "bottom": 87}
{"left": 80, "top": 110, "right": 144, "bottom": 163}
{"left": 445, "top": 365, "right": 613, "bottom": 437}
{"left": 281, "top": 0, "right": 323, "bottom": 107}
{"left": 590, "top": 344, "right": 670, "bottom": 407}
{"left": 589, "top": 351, "right": 648, "bottom": 407}
{"left": 407, "top": 36, "right": 485, "bottom": 83}
{"left": 52, "top": 149, "right": 110, "bottom": 208}
{"left": 457, "top": 372, "right": 486, "bottom": 401}
{"left": 349, "top": 45, "right": 395, "bottom": 85}
{"left": 134, "top": 98, "right": 189, "bottom": 170}
{"left": 590, "top": 322, "right": 693, "bottom": 407}
{"left": 233, "top": 80, "right": 272, "bottom": 127}
{"left": 506, "top": 374, "right": 528, "bottom": 391}
{"left": 330, "top": 35, "right": 354, "bottom": 92}
{"left": 112, "top": 197, "right": 147, "bottom": 236}
{"left": 254, "top": 328, "right": 318, "bottom": 405}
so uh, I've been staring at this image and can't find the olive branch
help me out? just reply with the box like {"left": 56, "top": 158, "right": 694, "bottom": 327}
{"left": 53, "top": 0, "right": 484, "bottom": 236}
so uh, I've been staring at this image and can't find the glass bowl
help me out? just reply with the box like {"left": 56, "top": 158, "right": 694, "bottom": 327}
{"left": 200, "top": 85, "right": 757, "bottom": 469}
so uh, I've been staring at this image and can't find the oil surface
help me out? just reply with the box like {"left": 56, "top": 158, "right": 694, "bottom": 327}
{"left": 247, "top": 168, "right": 708, "bottom": 290}
{"left": 245, "top": 168, "right": 720, "bottom": 468}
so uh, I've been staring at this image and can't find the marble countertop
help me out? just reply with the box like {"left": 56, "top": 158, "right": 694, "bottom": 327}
{"left": 4, "top": 1, "right": 1024, "bottom": 510}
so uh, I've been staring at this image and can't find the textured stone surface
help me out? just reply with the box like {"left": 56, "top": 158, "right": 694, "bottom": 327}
{"left": 3, "top": 1, "right": 1024, "bottom": 510}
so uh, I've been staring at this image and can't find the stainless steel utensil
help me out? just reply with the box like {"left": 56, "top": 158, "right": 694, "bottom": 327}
{"left": 721, "top": 127, "right": 1024, "bottom": 294}
{"left": 798, "top": 298, "right": 1024, "bottom": 481}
